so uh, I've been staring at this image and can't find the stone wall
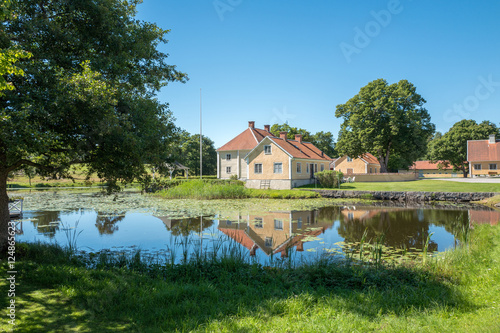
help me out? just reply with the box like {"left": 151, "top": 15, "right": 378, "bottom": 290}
{"left": 311, "top": 190, "right": 500, "bottom": 202}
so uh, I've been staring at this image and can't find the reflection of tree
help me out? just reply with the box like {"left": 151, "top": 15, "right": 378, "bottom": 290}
{"left": 165, "top": 217, "right": 214, "bottom": 237}
{"left": 29, "top": 210, "right": 63, "bottom": 238}
{"left": 335, "top": 209, "right": 466, "bottom": 252}
{"left": 95, "top": 213, "right": 126, "bottom": 235}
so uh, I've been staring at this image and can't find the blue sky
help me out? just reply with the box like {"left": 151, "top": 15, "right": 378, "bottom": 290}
{"left": 136, "top": 0, "right": 500, "bottom": 149}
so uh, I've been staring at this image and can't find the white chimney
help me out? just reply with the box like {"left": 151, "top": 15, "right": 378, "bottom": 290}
{"left": 490, "top": 134, "right": 496, "bottom": 144}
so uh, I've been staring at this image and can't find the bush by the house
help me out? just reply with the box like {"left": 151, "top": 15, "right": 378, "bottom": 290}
{"left": 315, "top": 170, "right": 343, "bottom": 189}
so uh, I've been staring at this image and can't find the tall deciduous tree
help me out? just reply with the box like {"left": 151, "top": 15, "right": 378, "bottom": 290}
{"left": 335, "top": 79, "right": 435, "bottom": 172}
{"left": 429, "top": 120, "right": 499, "bottom": 177}
{"left": 0, "top": 0, "right": 187, "bottom": 251}
{"left": 175, "top": 132, "right": 217, "bottom": 177}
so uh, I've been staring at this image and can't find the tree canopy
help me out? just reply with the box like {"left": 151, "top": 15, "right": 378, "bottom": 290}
{"left": 335, "top": 79, "right": 435, "bottom": 172}
{"left": 429, "top": 119, "right": 499, "bottom": 177}
{"left": 0, "top": 0, "right": 187, "bottom": 251}
{"left": 174, "top": 131, "right": 217, "bottom": 177}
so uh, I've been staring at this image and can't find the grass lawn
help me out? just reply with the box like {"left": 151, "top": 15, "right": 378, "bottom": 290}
{"left": 1, "top": 224, "right": 499, "bottom": 332}
{"left": 304, "top": 179, "right": 500, "bottom": 193}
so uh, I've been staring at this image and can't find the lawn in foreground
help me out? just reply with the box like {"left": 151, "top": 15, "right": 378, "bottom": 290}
{"left": 1, "top": 224, "right": 499, "bottom": 332}
{"left": 305, "top": 179, "right": 500, "bottom": 193}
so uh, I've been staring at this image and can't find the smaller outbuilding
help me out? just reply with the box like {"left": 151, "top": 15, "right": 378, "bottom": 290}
{"left": 408, "top": 160, "right": 463, "bottom": 178}
{"left": 330, "top": 153, "right": 381, "bottom": 175}
{"left": 467, "top": 134, "right": 500, "bottom": 177}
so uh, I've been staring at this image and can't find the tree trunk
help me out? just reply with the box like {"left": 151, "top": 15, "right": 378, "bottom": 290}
{"left": 0, "top": 170, "right": 10, "bottom": 255}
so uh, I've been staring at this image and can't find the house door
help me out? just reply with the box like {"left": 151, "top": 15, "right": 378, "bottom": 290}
{"left": 346, "top": 168, "right": 353, "bottom": 175}
{"left": 310, "top": 164, "right": 314, "bottom": 178}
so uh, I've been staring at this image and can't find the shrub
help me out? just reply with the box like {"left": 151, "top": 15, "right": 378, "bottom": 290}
{"left": 315, "top": 170, "right": 343, "bottom": 189}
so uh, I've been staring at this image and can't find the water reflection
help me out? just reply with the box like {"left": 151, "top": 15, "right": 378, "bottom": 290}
{"left": 15, "top": 203, "right": 500, "bottom": 264}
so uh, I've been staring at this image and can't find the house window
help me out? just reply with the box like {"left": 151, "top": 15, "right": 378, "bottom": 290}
{"left": 274, "top": 162, "right": 282, "bottom": 174}
{"left": 314, "top": 164, "right": 318, "bottom": 172}
{"left": 274, "top": 219, "right": 283, "bottom": 230}
{"left": 265, "top": 237, "right": 273, "bottom": 247}
{"left": 306, "top": 164, "right": 309, "bottom": 173}
{"left": 490, "top": 164, "right": 497, "bottom": 170}
{"left": 375, "top": 168, "right": 377, "bottom": 173}
{"left": 320, "top": 164, "right": 324, "bottom": 171}
{"left": 254, "top": 217, "right": 263, "bottom": 228}
{"left": 226, "top": 153, "right": 231, "bottom": 161}
{"left": 347, "top": 156, "right": 353, "bottom": 162}
{"left": 254, "top": 163, "right": 263, "bottom": 174}
{"left": 226, "top": 166, "right": 231, "bottom": 174}
{"left": 474, "top": 164, "right": 481, "bottom": 170}
{"left": 264, "top": 145, "right": 272, "bottom": 155}
{"left": 370, "top": 167, "right": 373, "bottom": 173}
{"left": 348, "top": 212, "right": 354, "bottom": 220}
{"left": 297, "top": 162, "right": 302, "bottom": 173}
{"left": 297, "top": 217, "right": 302, "bottom": 229}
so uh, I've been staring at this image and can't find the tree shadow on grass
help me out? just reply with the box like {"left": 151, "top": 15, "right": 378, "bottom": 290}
{"left": 2, "top": 245, "right": 477, "bottom": 332}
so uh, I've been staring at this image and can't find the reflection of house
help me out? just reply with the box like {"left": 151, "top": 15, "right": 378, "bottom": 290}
{"left": 469, "top": 210, "right": 500, "bottom": 226}
{"left": 468, "top": 134, "right": 500, "bottom": 177}
{"left": 407, "top": 160, "right": 462, "bottom": 178}
{"left": 218, "top": 210, "right": 334, "bottom": 257}
{"left": 217, "top": 121, "right": 332, "bottom": 189}
{"left": 330, "top": 153, "right": 380, "bottom": 175}
{"left": 341, "top": 208, "right": 382, "bottom": 221}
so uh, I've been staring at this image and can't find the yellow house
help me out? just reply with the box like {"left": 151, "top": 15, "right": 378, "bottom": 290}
{"left": 244, "top": 132, "right": 332, "bottom": 189}
{"left": 408, "top": 160, "right": 463, "bottom": 178}
{"left": 468, "top": 134, "right": 500, "bottom": 177}
{"left": 217, "top": 121, "right": 272, "bottom": 180}
{"left": 330, "top": 153, "right": 381, "bottom": 175}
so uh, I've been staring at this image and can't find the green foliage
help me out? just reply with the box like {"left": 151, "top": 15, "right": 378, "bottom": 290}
{"left": 247, "top": 189, "right": 321, "bottom": 199}
{"left": 158, "top": 179, "right": 247, "bottom": 199}
{"left": 335, "top": 79, "right": 435, "bottom": 172}
{"left": 315, "top": 170, "right": 343, "bottom": 188}
{"left": 172, "top": 131, "right": 217, "bottom": 177}
{"left": 429, "top": 119, "right": 499, "bottom": 176}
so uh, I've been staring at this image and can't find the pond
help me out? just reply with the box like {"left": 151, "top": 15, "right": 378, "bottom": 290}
{"left": 9, "top": 190, "right": 500, "bottom": 265}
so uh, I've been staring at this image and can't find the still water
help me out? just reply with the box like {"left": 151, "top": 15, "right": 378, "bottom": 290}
{"left": 11, "top": 191, "right": 500, "bottom": 265}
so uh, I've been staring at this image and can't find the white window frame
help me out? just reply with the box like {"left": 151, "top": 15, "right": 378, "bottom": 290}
{"left": 306, "top": 164, "right": 309, "bottom": 173}
{"left": 254, "top": 163, "right": 263, "bottom": 174}
{"left": 314, "top": 164, "right": 318, "bottom": 172}
{"left": 264, "top": 145, "right": 272, "bottom": 155}
{"left": 474, "top": 164, "right": 481, "bottom": 170}
{"left": 274, "top": 162, "right": 283, "bottom": 174}
{"left": 226, "top": 153, "right": 231, "bottom": 161}
{"left": 274, "top": 219, "right": 283, "bottom": 230}
{"left": 297, "top": 162, "right": 302, "bottom": 173}
{"left": 226, "top": 166, "right": 231, "bottom": 174}
{"left": 254, "top": 217, "right": 263, "bottom": 228}
{"left": 347, "top": 156, "right": 353, "bottom": 162}
{"left": 320, "top": 164, "right": 324, "bottom": 171}
{"left": 490, "top": 164, "right": 497, "bottom": 170}
{"left": 265, "top": 237, "right": 273, "bottom": 247}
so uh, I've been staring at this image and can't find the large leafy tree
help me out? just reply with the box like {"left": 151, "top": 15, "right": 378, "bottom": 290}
{"left": 173, "top": 131, "right": 217, "bottom": 177}
{"left": 429, "top": 120, "right": 499, "bottom": 177}
{"left": 335, "top": 79, "right": 435, "bottom": 172}
{"left": 0, "top": 0, "right": 187, "bottom": 251}
{"left": 270, "top": 124, "right": 336, "bottom": 158}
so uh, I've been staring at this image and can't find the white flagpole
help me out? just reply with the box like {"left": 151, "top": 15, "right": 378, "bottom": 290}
{"left": 200, "top": 88, "right": 202, "bottom": 180}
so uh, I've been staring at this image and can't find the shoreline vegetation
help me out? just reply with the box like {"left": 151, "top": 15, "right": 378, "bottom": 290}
{"left": 1, "top": 222, "right": 498, "bottom": 331}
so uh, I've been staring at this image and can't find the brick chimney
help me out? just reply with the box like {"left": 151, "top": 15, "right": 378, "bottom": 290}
{"left": 295, "top": 134, "right": 302, "bottom": 143}
{"left": 490, "top": 134, "right": 496, "bottom": 144}
{"left": 248, "top": 121, "right": 255, "bottom": 129}
{"left": 264, "top": 124, "right": 270, "bottom": 133}
{"left": 280, "top": 131, "right": 287, "bottom": 140}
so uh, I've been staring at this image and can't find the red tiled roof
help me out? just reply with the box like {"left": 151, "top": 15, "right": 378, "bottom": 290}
{"left": 271, "top": 138, "right": 332, "bottom": 161}
{"left": 410, "top": 160, "right": 454, "bottom": 170}
{"left": 360, "top": 153, "right": 380, "bottom": 165}
{"left": 217, "top": 127, "right": 272, "bottom": 151}
{"left": 467, "top": 140, "right": 500, "bottom": 162}
{"left": 218, "top": 228, "right": 257, "bottom": 251}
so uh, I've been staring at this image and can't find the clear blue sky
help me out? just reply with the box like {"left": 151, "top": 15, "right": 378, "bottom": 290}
{"left": 136, "top": 0, "right": 500, "bottom": 150}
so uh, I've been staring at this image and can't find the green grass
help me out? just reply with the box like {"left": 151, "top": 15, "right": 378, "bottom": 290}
{"left": 157, "top": 179, "right": 320, "bottom": 199}
{"left": 303, "top": 179, "right": 500, "bottom": 193}
{"left": 2, "top": 224, "right": 499, "bottom": 332}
